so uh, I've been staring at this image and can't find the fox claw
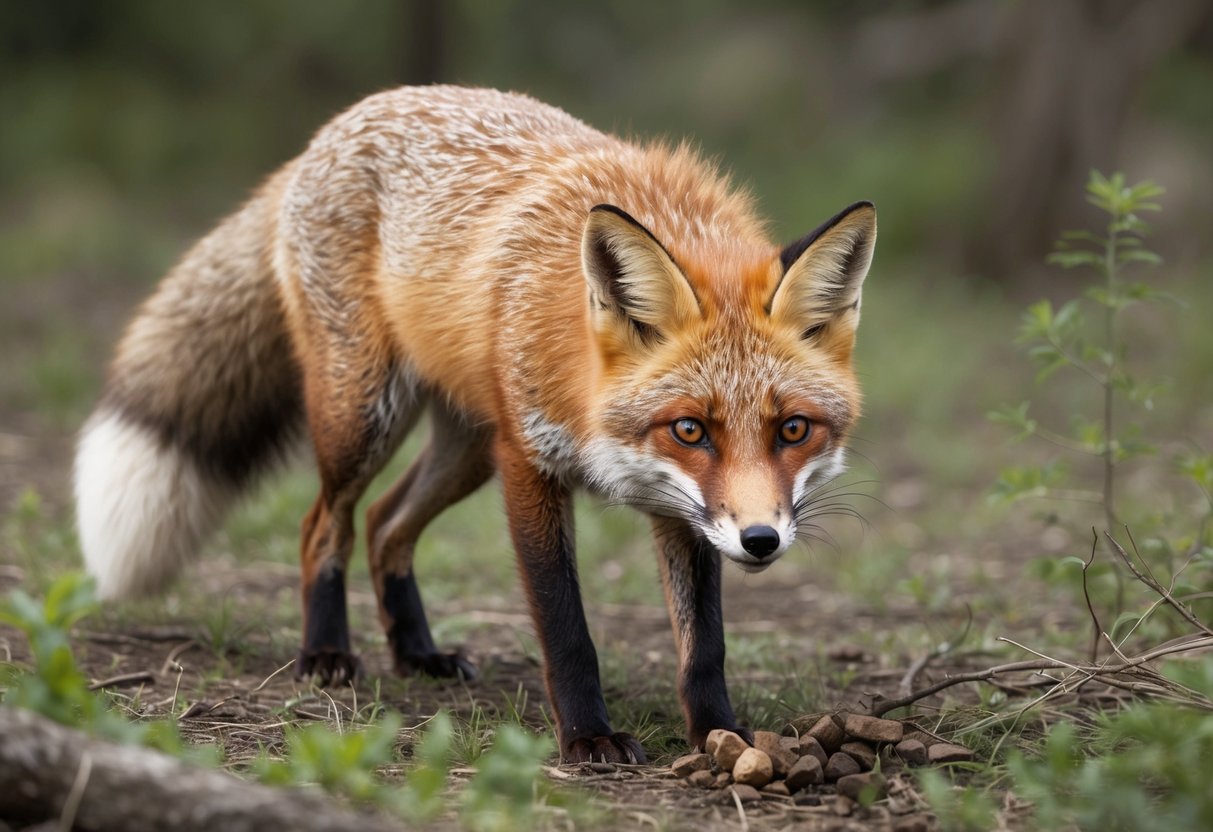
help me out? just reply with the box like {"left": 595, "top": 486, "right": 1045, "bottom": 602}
{"left": 395, "top": 650, "right": 477, "bottom": 681}
{"left": 294, "top": 648, "right": 363, "bottom": 686}
{"left": 563, "top": 732, "right": 647, "bottom": 765}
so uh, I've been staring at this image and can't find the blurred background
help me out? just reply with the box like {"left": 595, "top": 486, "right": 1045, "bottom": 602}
{"left": 2, "top": 1, "right": 1212, "bottom": 624}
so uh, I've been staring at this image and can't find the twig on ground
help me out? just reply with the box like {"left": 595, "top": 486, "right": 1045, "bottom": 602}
{"left": 160, "top": 639, "right": 200, "bottom": 675}
{"left": 898, "top": 609, "right": 972, "bottom": 698}
{"left": 729, "top": 786, "right": 750, "bottom": 832}
{"left": 251, "top": 659, "right": 296, "bottom": 694}
{"left": 872, "top": 636, "right": 1213, "bottom": 717}
{"left": 898, "top": 650, "right": 939, "bottom": 700}
{"left": 80, "top": 627, "right": 197, "bottom": 645}
{"left": 58, "top": 749, "right": 91, "bottom": 832}
{"left": 87, "top": 671, "right": 155, "bottom": 691}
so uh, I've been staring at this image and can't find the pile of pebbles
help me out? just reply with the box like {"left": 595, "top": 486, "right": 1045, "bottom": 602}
{"left": 671, "top": 713, "right": 974, "bottom": 804}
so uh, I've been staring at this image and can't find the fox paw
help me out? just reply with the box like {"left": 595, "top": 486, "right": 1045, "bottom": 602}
{"left": 563, "top": 732, "right": 647, "bottom": 765}
{"left": 294, "top": 648, "right": 363, "bottom": 686}
{"left": 395, "top": 650, "right": 477, "bottom": 681}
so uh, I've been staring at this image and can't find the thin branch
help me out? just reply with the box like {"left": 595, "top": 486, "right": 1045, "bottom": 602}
{"left": 1105, "top": 531, "right": 1213, "bottom": 638}
{"left": 1081, "top": 530, "right": 1105, "bottom": 662}
{"left": 871, "top": 636, "right": 1213, "bottom": 717}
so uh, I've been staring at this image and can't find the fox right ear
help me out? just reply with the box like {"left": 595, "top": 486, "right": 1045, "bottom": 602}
{"left": 768, "top": 201, "right": 876, "bottom": 352}
{"left": 582, "top": 205, "right": 700, "bottom": 343}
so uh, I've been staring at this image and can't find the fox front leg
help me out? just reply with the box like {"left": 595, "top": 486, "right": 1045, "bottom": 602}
{"left": 497, "top": 438, "right": 646, "bottom": 764}
{"left": 654, "top": 516, "right": 752, "bottom": 750}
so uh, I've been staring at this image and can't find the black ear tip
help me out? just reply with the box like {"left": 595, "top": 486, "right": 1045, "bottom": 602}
{"left": 780, "top": 200, "right": 876, "bottom": 271}
{"left": 589, "top": 203, "right": 635, "bottom": 223}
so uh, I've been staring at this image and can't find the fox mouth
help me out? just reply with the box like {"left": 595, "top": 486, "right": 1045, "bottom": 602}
{"left": 725, "top": 553, "right": 780, "bottom": 573}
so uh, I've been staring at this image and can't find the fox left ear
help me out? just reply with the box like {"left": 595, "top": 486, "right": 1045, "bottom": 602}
{"left": 768, "top": 201, "right": 876, "bottom": 346}
{"left": 582, "top": 205, "right": 700, "bottom": 343}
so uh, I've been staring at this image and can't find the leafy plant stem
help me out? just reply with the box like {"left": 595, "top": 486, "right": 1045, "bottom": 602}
{"left": 1102, "top": 218, "right": 1118, "bottom": 536}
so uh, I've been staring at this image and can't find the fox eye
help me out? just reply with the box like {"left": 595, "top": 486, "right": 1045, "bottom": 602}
{"left": 778, "top": 416, "right": 811, "bottom": 446}
{"left": 672, "top": 418, "right": 708, "bottom": 447}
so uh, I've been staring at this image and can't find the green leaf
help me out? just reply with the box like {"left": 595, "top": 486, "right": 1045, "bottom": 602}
{"left": 1059, "top": 230, "right": 1107, "bottom": 245}
{"left": 1046, "top": 249, "right": 1104, "bottom": 270}
{"left": 1177, "top": 453, "right": 1213, "bottom": 492}
{"left": 1116, "top": 248, "right": 1162, "bottom": 266}
{"left": 990, "top": 462, "right": 1067, "bottom": 505}
{"left": 988, "top": 401, "right": 1037, "bottom": 441}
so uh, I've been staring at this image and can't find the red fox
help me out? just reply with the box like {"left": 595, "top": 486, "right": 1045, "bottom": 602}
{"left": 75, "top": 86, "right": 875, "bottom": 763}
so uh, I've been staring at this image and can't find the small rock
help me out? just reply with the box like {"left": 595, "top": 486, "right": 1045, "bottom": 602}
{"left": 754, "top": 731, "right": 797, "bottom": 777}
{"left": 893, "top": 815, "right": 931, "bottom": 832}
{"left": 589, "top": 761, "right": 616, "bottom": 774}
{"left": 832, "top": 795, "right": 857, "bottom": 816}
{"left": 714, "top": 772, "right": 733, "bottom": 788}
{"left": 844, "top": 713, "right": 904, "bottom": 745}
{"left": 837, "top": 772, "right": 887, "bottom": 802}
{"left": 900, "top": 730, "right": 934, "bottom": 746}
{"left": 672, "top": 752, "right": 711, "bottom": 778}
{"left": 807, "top": 714, "right": 846, "bottom": 753}
{"left": 762, "top": 781, "right": 791, "bottom": 797}
{"left": 730, "top": 784, "right": 762, "bottom": 804}
{"left": 797, "top": 735, "right": 829, "bottom": 767}
{"left": 824, "top": 751, "right": 861, "bottom": 781}
{"left": 710, "top": 730, "right": 750, "bottom": 771}
{"left": 840, "top": 741, "right": 877, "bottom": 771}
{"left": 928, "top": 743, "right": 975, "bottom": 764}
{"left": 733, "top": 747, "right": 774, "bottom": 788}
{"left": 705, "top": 728, "right": 729, "bottom": 756}
{"left": 879, "top": 747, "right": 905, "bottom": 773}
{"left": 827, "top": 645, "right": 867, "bottom": 662}
{"left": 794, "top": 792, "right": 822, "bottom": 806}
{"left": 779, "top": 735, "right": 800, "bottom": 753}
{"left": 894, "top": 739, "right": 928, "bottom": 766}
{"left": 688, "top": 770, "right": 716, "bottom": 788}
{"left": 785, "top": 755, "right": 824, "bottom": 792}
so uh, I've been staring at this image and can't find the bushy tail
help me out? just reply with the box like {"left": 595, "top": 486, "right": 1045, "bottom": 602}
{"left": 75, "top": 182, "right": 303, "bottom": 599}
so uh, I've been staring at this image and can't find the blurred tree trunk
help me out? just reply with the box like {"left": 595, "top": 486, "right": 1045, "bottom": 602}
{"left": 970, "top": 0, "right": 1210, "bottom": 280}
{"left": 851, "top": 0, "right": 1209, "bottom": 280}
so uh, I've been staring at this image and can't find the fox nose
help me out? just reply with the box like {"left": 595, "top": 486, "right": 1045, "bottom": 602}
{"left": 739, "top": 525, "right": 780, "bottom": 559}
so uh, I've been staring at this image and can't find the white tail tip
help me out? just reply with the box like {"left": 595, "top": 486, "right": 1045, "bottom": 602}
{"left": 74, "top": 411, "right": 229, "bottom": 600}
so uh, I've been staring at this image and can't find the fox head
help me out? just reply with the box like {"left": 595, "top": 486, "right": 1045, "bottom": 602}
{"left": 580, "top": 201, "right": 875, "bottom": 571}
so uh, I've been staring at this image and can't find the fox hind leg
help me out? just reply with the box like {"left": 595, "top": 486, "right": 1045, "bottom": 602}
{"left": 366, "top": 402, "right": 493, "bottom": 680}
{"left": 295, "top": 359, "right": 424, "bottom": 686}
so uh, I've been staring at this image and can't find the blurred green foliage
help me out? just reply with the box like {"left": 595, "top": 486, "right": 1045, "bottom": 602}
{"left": 1008, "top": 658, "right": 1213, "bottom": 830}
{"left": 0, "top": 571, "right": 207, "bottom": 757}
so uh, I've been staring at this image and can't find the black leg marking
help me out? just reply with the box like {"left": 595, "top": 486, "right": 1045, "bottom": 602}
{"left": 531, "top": 563, "right": 645, "bottom": 764}
{"left": 501, "top": 450, "right": 646, "bottom": 765}
{"left": 382, "top": 571, "right": 476, "bottom": 680}
{"left": 296, "top": 563, "right": 362, "bottom": 686}
{"left": 680, "top": 537, "right": 745, "bottom": 745}
{"left": 657, "top": 519, "right": 748, "bottom": 749}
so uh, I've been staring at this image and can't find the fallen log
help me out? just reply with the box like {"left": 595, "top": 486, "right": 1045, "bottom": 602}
{"left": 0, "top": 707, "right": 404, "bottom": 831}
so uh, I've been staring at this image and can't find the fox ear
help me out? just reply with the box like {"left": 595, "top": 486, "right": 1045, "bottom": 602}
{"left": 768, "top": 201, "right": 876, "bottom": 346}
{"left": 582, "top": 205, "right": 700, "bottom": 342}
